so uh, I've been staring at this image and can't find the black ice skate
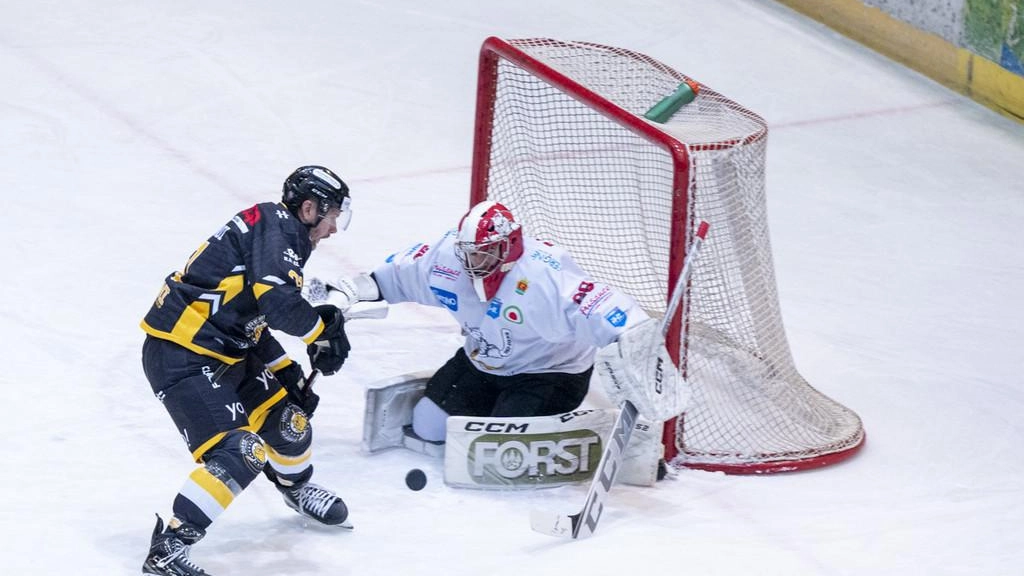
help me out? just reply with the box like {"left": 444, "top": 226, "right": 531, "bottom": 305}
{"left": 278, "top": 482, "right": 352, "bottom": 528}
{"left": 142, "top": 514, "right": 211, "bottom": 576}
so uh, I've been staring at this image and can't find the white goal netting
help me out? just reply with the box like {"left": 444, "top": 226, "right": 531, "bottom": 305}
{"left": 471, "top": 37, "right": 864, "bottom": 472}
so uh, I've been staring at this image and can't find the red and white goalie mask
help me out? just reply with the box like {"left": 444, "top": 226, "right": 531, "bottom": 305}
{"left": 455, "top": 201, "right": 524, "bottom": 301}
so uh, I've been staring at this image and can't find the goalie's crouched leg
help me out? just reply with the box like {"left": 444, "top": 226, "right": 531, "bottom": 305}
{"left": 172, "top": 430, "right": 267, "bottom": 529}
{"left": 443, "top": 410, "right": 664, "bottom": 488}
{"left": 619, "top": 416, "right": 665, "bottom": 486}
{"left": 257, "top": 401, "right": 314, "bottom": 486}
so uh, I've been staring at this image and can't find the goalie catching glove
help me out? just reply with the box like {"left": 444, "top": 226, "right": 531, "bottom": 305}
{"left": 326, "top": 273, "right": 380, "bottom": 311}
{"left": 307, "top": 304, "right": 350, "bottom": 376}
{"left": 594, "top": 318, "right": 691, "bottom": 422}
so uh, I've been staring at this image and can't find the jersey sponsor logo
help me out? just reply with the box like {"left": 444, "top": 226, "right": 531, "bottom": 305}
{"left": 467, "top": 326, "right": 513, "bottom": 361}
{"left": 467, "top": 430, "right": 603, "bottom": 485}
{"left": 255, "top": 368, "right": 272, "bottom": 390}
{"left": 202, "top": 365, "right": 221, "bottom": 389}
{"left": 283, "top": 248, "right": 302, "bottom": 267}
{"left": 226, "top": 402, "right": 247, "bottom": 422}
{"left": 283, "top": 249, "right": 302, "bottom": 267}
{"left": 572, "top": 281, "right": 595, "bottom": 305}
{"left": 276, "top": 209, "right": 290, "bottom": 219}
{"left": 515, "top": 278, "right": 528, "bottom": 294}
{"left": 530, "top": 249, "right": 562, "bottom": 270}
{"left": 486, "top": 298, "right": 502, "bottom": 319}
{"left": 241, "top": 205, "right": 262, "bottom": 226}
{"left": 578, "top": 286, "right": 611, "bottom": 317}
{"left": 430, "top": 286, "right": 458, "bottom": 311}
{"left": 430, "top": 264, "right": 461, "bottom": 281}
{"left": 502, "top": 305, "right": 523, "bottom": 324}
{"left": 605, "top": 307, "right": 628, "bottom": 327}
{"left": 403, "top": 242, "right": 428, "bottom": 259}
{"left": 245, "top": 315, "right": 268, "bottom": 345}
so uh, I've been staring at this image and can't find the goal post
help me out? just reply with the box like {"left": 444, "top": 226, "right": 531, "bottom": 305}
{"left": 469, "top": 37, "right": 865, "bottom": 473}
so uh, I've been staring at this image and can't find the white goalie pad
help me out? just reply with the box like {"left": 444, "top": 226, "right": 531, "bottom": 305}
{"left": 443, "top": 409, "right": 617, "bottom": 489}
{"left": 361, "top": 371, "right": 435, "bottom": 453}
{"left": 618, "top": 416, "right": 665, "bottom": 486}
{"left": 595, "top": 318, "right": 691, "bottom": 422}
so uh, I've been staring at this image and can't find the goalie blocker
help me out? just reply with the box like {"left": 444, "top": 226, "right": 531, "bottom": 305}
{"left": 361, "top": 372, "right": 666, "bottom": 487}
{"left": 594, "top": 317, "right": 690, "bottom": 423}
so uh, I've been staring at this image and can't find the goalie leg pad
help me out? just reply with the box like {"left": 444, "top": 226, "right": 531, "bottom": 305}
{"left": 443, "top": 409, "right": 617, "bottom": 489}
{"left": 362, "top": 371, "right": 434, "bottom": 453}
{"left": 617, "top": 416, "right": 664, "bottom": 487}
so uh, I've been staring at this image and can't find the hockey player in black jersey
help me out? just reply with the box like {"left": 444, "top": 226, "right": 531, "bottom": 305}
{"left": 140, "top": 166, "right": 354, "bottom": 576}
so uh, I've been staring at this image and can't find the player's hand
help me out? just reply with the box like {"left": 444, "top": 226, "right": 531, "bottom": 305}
{"left": 307, "top": 304, "right": 350, "bottom": 376}
{"left": 275, "top": 362, "right": 320, "bottom": 416}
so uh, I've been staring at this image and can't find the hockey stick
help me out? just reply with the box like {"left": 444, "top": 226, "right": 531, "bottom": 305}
{"left": 304, "top": 297, "right": 390, "bottom": 391}
{"left": 530, "top": 220, "right": 710, "bottom": 539}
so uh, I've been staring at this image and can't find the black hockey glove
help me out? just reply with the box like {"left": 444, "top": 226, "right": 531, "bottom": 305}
{"left": 274, "top": 362, "right": 320, "bottom": 416}
{"left": 307, "top": 304, "right": 350, "bottom": 376}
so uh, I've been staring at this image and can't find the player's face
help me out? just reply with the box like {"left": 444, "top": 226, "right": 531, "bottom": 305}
{"left": 456, "top": 239, "right": 505, "bottom": 278}
{"left": 310, "top": 207, "right": 342, "bottom": 249}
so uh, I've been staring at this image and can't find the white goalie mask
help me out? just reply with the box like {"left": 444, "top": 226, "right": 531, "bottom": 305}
{"left": 454, "top": 201, "right": 524, "bottom": 279}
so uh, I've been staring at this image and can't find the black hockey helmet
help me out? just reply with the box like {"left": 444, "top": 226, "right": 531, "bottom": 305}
{"left": 282, "top": 165, "right": 351, "bottom": 227}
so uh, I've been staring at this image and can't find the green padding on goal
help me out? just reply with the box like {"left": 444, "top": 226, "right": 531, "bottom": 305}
{"left": 643, "top": 80, "right": 699, "bottom": 123}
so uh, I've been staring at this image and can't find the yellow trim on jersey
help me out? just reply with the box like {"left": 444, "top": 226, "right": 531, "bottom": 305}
{"left": 253, "top": 282, "right": 274, "bottom": 300}
{"left": 216, "top": 274, "right": 246, "bottom": 304}
{"left": 302, "top": 318, "right": 325, "bottom": 345}
{"left": 268, "top": 356, "right": 293, "bottom": 373}
{"left": 245, "top": 388, "right": 289, "bottom": 432}
{"left": 140, "top": 320, "right": 243, "bottom": 366}
{"left": 188, "top": 466, "right": 235, "bottom": 509}
{"left": 191, "top": 431, "right": 228, "bottom": 463}
{"left": 175, "top": 300, "right": 211, "bottom": 341}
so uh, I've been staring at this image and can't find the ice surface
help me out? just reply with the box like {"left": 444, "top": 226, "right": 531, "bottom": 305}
{"left": 2, "top": 1, "right": 1022, "bottom": 574}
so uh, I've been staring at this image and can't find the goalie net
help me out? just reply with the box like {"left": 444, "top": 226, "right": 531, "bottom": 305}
{"left": 470, "top": 37, "right": 864, "bottom": 473}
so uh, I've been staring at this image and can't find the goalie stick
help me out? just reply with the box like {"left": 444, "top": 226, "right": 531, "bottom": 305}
{"left": 530, "top": 220, "right": 710, "bottom": 539}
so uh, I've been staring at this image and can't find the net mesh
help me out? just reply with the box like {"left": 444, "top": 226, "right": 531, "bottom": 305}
{"left": 476, "top": 38, "right": 863, "bottom": 471}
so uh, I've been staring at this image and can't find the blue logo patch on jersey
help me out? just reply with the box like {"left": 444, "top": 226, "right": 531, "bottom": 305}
{"left": 486, "top": 298, "right": 502, "bottom": 319}
{"left": 530, "top": 249, "right": 562, "bottom": 271}
{"left": 605, "top": 307, "right": 627, "bottom": 328}
{"left": 430, "top": 287, "right": 459, "bottom": 311}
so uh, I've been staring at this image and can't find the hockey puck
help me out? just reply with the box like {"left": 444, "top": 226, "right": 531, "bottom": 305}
{"left": 405, "top": 468, "right": 427, "bottom": 491}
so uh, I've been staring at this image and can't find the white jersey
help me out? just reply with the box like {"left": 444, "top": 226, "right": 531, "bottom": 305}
{"left": 372, "top": 230, "right": 649, "bottom": 376}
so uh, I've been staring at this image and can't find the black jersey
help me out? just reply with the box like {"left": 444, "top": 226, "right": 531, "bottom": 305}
{"left": 141, "top": 202, "right": 325, "bottom": 365}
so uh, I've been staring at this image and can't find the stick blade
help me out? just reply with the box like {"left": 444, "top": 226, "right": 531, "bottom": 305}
{"left": 530, "top": 509, "right": 578, "bottom": 538}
